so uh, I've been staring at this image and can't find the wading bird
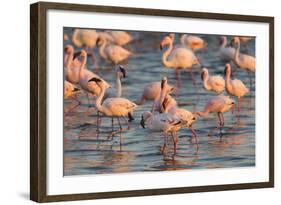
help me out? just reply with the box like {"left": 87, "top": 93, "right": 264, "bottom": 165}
{"left": 224, "top": 64, "right": 249, "bottom": 112}
{"left": 218, "top": 36, "right": 235, "bottom": 62}
{"left": 201, "top": 67, "right": 225, "bottom": 94}
{"left": 88, "top": 77, "right": 137, "bottom": 146}
{"left": 64, "top": 81, "right": 81, "bottom": 115}
{"left": 160, "top": 34, "right": 200, "bottom": 84}
{"left": 195, "top": 95, "right": 235, "bottom": 136}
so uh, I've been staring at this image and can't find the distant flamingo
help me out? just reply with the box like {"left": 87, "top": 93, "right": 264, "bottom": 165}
{"left": 195, "top": 95, "right": 235, "bottom": 136}
{"left": 106, "top": 30, "right": 133, "bottom": 46}
{"left": 238, "top": 36, "right": 253, "bottom": 44}
{"left": 224, "top": 64, "right": 249, "bottom": 112}
{"left": 73, "top": 50, "right": 110, "bottom": 106}
{"left": 231, "top": 37, "right": 256, "bottom": 72}
{"left": 201, "top": 68, "right": 225, "bottom": 94}
{"left": 97, "top": 36, "right": 131, "bottom": 65}
{"left": 160, "top": 35, "right": 200, "bottom": 84}
{"left": 134, "top": 79, "right": 174, "bottom": 112}
{"left": 180, "top": 34, "right": 207, "bottom": 51}
{"left": 140, "top": 111, "right": 186, "bottom": 152}
{"left": 88, "top": 77, "right": 137, "bottom": 146}
{"left": 218, "top": 36, "right": 235, "bottom": 62}
{"left": 72, "top": 29, "right": 99, "bottom": 67}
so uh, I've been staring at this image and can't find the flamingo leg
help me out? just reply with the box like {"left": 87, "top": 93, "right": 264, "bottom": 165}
{"left": 161, "top": 132, "right": 168, "bottom": 153}
{"left": 111, "top": 117, "right": 114, "bottom": 132}
{"left": 117, "top": 117, "right": 123, "bottom": 150}
{"left": 237, "top": 97, "right": 241, "bottom": 112}
{"left": 96, "top": 111, "right": 100, "bottom": 138}
{"left": 172, "top": 132, "right": 178, "bottom": 153}
{"left": 189, "top": 69, "right": 196, "bottom": 86}
{"left": 189, "top": 127, "right": 199, "bottom": 146}
{"left": 122, "top": 116, "right": 131, "bottom": 130}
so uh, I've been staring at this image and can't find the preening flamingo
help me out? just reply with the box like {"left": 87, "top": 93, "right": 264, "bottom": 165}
{"left": 201, "top": 68, "right": 225, "bottom": 94}
{"left": 224, "top": 64, "right": 249, "bottom": 112}
{"left": 218, "top": 36, "right": 235, "bottom": 62}
{"left": 106, "top": 30, "right": 133, "bottom": 46}
{"left": 160, "top": 35, "right": 200, "bottom": 84}
{"left": 180, "top": 34, "right": 207, "bottom": 51}
{"left": 231, "top": 37, "right": 256, "bottom": 72}
{"left": 73, "top": 50, "right": 110, "bottom": 106}
{"left": 140, "top": 111, "right": 186, "bottom": 152}
{"left": 195, "top": 95, "right": 235, "bottom": 136}
{"left": 97, "top": 36, "right": 131, "bottom": 65}
{"left": 88, "top": 77, "right": 137, "bottom": 145}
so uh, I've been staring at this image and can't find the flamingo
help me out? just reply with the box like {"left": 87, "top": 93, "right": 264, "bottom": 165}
{"left": 73, "top": 50, "right": 110, "bottom": 106}
{"left": 160, "top": 34, "right": 200, "bottom": 84}
{"left": 140, "top": 111, "right": 186, "bottom": 153}
{"left": 231, "top": 37, "right": 256, "bottom": 72}
{"left": 195, "top": 95, "right": 235, "bottom": 136}
{"left": 97, "top": 36, "right": 131, "bottom": 65}
{"left": 106, "top": 30, "right": 133, "bottom": 46}
{"left": 159, "top": 77, "right": 198, "bottom": 144}
{"left": 64, "top": 45, "right": 82, "bottom": 84}
{"left": 238, "top": 36, "right": 253, "bottom": 44}
{"left": 134, "top": 79, "right": 174, "bottom": 111}
{"left": 180, "top": 34, "right": 207, "bottom": 51}
{"left": 88, "top": 77, "right": 137, "bottom": 145}
{"left": 218, "top": 36, "right": 235, "bottom": 62}
{"left": 201, "top": 67, "right": 225, "bottom": 94}
{"left": 72, "top": 29, "right": 99, "bottom": 67}
{"left": 224, "top": 64, "right": 249, "bottom": 112}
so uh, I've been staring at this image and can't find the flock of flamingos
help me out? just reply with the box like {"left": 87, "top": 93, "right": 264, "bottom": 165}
{"left": 64, "top": 29, "right": 255, "bottom": 153}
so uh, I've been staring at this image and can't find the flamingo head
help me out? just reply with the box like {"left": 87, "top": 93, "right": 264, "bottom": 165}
{"left": 161, "top": 76, "right": 168, "bottom": 89}
{"left": 140, "top": 111, "right": 152, "bottom": 128}
{"left": 160, "top": 35, "right": 172, "bottom": 50}
{"left": 231, "top": 37, "right": 240, "bottom": 48}
{"left": 201, "top": 68, "right": 208, "bottom": 81}
{"left": 116, "top": 65, "right": 126, "bottom": 78}
{"left": 219, "top": 36, "right": 227, "bottom": 46}
{"left": 224, "top": 63, "right": 232, "bottom": 77}
{"left": 88, "top": 77, "right": 111, "bottom": 89}
{"left": 64, "top": 45, "right": 74, "bottom": 54}
{"left": 188, "top": 115, "right": 198, "bottom": 127}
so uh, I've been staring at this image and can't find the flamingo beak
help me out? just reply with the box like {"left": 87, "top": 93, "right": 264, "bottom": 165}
{"left": 201, "top": 72, "right": 204, "bottom": 81}
{"left": 88, "top": 77, "right": 102, "bottom": 83}
{"left": 73, "top": 87, "right": 80, "bottom": 92}
{"left": 160, "top": 44, "right": 163, "bottom": 50}
{"left": 140, "top": 116, "right": 145, "bottom": 129}
{"left": 119, "top": 65, "right": 126, "bottom": 78}
{"left": 73, "top": 51, "right": 81, "bottom": 60}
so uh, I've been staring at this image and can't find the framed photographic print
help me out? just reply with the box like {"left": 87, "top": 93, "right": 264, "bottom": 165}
{"left": 30, "top": 1, "right": 274, "bottom": 202}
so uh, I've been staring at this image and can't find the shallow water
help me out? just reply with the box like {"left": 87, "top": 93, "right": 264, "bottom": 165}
{"left": 63, "top": 29, "right": 255, "bottom": 176}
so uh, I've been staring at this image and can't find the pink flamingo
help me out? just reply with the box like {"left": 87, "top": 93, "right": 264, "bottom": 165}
{"left": 180, "top": 34, "right": 207, "bottom": 51}
{"left": 224, "top": 64, "right": 249, "bottom": 112}
{"left": 201, "top": 67, "right": 225, "bottom": 94}
{"left": 160, "top": 34, "right": 200, "bottom": 84}
{"left": 195, "top": 95, "right": 235, "bottom": 136}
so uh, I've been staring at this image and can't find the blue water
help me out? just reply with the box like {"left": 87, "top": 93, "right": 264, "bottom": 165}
{"left": 63, "top": 29, "right": 255, "bottom": 176}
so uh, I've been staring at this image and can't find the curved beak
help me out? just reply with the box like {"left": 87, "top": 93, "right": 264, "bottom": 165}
{"left": 160, "top": 44, "right": 163, "bottom": 50}
{"left": 119, "top": 66, "right": 126, "bottom": 78}
{"left": 140, "top": 116, "right": 145, "bottom": 129}
{"left": 88, "top": 77, "right": 102, "bottom": 83}
{"left": 201, "top": 72, "right": 204, "bottom": 81}
{"left": 73, "top": 51, "right": 81, "bottom": 60}
{"left": 73, "top": 87, "right": 80, "bottom": 92}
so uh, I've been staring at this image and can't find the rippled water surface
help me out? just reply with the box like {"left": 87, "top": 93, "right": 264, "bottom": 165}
{"left": 63, "top": 29, "right": 255, "bottom": 176}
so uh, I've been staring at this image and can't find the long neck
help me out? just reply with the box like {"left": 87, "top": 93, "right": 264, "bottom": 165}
{"left": 162, "top": 41, "right": 173, "bottom": 68}
{"left": 95, "top": 85, "right": 106, "bottom": 113}
{"left": 234, "top": 41, "right": 241, "bottom": 65}
{"left": 159, "top": 86, "right": 167, "bottom": 112}
{"left": 203, "top": 74, "right": 211, "bottom": 90}
{"left": 79, "top": 55, "right": 87, "bottom": 79}
{"left": 115, "top": 75, "right": 122, "bottom": 97}
{"left": 65, "top": 51, "right": 73, "bottom": 69}
{"left": 195, "top": 110, "right": 209, "bottom": 117}
{"left": 99, "top": 39, "right": 107, "bottom": 59}
{"left": 220, "top": 37, "right": 227, "bottom": 49}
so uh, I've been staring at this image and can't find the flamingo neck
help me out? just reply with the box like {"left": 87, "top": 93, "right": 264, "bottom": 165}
{"left": 195, "top": 110, "right": 209, "bottom": 117}
{"left": 95, "top": 85, "right": 106, "bottom": 113}
{"left": 65, "top": 51, "right": 73, "bottom": 69}
{"left": 203, "top": 74, "right": 211, "bottom": 90}
{"left": 115, "top": 74, "right": 122, "bottom": 97}
{"left": 220, "top": 37, "right": 227, "bottom": 49}
{"left": 162, "top": 41, "right": 173, "bottom": 68}
{"left": 99, "top": 39, "right": 107, "bottom": 60}
{"left": 234, "top": 41, "right": 241, "bottom": 65}
{"left": 79, "top": 55, "right": 87, "bottom": 79}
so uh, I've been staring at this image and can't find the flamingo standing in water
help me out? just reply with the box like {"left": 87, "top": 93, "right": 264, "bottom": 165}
{"left": 224, "top": 64, "right": 249, "bottom": 112}
{"left": 97, "top": 36, "right": 131, "bottom": 65}
{"left": 73, "top": 50, "right": 110, "bottom": 106}
{"left": 201, "top": 68, "right": 225, "bottom": 94}
{"left": 218, "top": 36, "right": 235, "bottom": 62}
{"left": 140, "top": 111, "right": 186, "bottom": 153}
{"left": 195, "top": 95, "right": 235, "bottom": 136}
{"left": 88, "top": 77, "right": 137, "bottom": 146}
{"left": 160, "top": 34, "right": 200, "bottom": 84}
{"left": 231, "top": 37, "right": 256, "bottom": 72}
{"left": 180, "top": 34, "right": 207, "bottom": 51}
{"left": 72, "top": 29, "right": 99, "bottom": 67}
